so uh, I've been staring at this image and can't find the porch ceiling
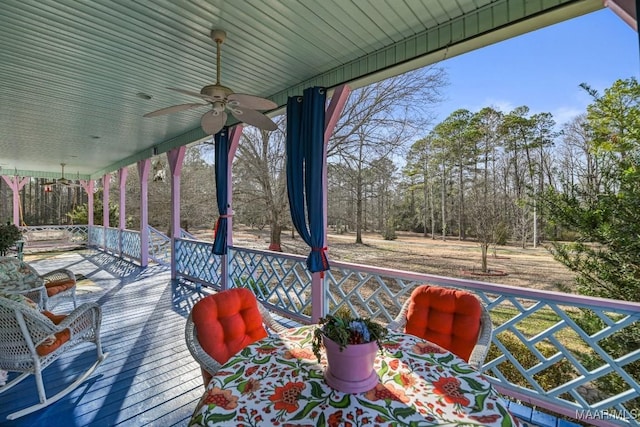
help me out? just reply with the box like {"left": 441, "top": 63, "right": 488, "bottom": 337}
{"left": 0, "top": 0, "right": 602, "bottom": 180}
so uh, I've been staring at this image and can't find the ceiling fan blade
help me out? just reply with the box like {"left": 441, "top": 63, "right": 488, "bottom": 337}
{"left": 228, "top": 93, "right": 277, "bottom": 111}
{"left": 230, "top": 107, "right": 278, "bottom": 131}
{"left": 143, "top": 103, "right": 208, "bottom": 118}
{"left": 201, "top": 110, "right": 227, "bottom": 135}
{"left": 167, "top": 87, "right": 213, "bottom": 101}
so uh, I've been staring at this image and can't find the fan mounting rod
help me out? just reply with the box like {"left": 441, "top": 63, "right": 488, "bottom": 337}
{"left": 211, "top": 29, "right": 226, "bottom": 86}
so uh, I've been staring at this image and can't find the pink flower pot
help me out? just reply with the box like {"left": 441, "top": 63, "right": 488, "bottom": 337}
{"left": 323, "top": 336, "right": 379, "bottom": 393}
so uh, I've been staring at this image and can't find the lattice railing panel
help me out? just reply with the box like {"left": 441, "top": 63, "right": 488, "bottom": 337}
{"left": 88, "top": 225, "right": 103, "bottom": 246}
{"left": 20, "top": 225, "right": 88, "bottom": 242}
{"left": 230, "top": 247, "right": 312, "bottom": 320}
{"left": 175, "top": 238, "right": 221, "bottom": 286}
{"left": 104, "top": 227, "right": 120, "bottom": 253}
{"left": 120, "top": 229, "right": 141, "bottom": 260}
{"left": 481, "top": 293, "right": 640, "bottom": 426}
{"left": 324, "top": 264, "right": 422, "bottom": 321}
{"left": 148, "top": 226, "right": 171, "bottom": 266}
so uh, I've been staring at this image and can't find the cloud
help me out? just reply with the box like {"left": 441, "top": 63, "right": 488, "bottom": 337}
{"left": 549, "top": 106, "right": 585, "bottom": 126}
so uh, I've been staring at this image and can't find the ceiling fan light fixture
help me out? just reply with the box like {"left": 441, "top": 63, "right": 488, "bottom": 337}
{"left": 212, "top": 101, "right": 226, "bottom": 113}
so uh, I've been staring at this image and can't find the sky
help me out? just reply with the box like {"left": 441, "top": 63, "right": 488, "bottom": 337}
{"left": 434, "top": 8, "right": 639, "bottom": 128}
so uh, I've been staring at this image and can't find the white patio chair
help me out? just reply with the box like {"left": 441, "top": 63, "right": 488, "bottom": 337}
{"left": 185, "top": 288, "right": 287, "bottom": 386}
{"left": 388, "top": 284, "right": 493, "bottom": 370}
{"left": 0, "top": 296, "right": 107, "bottom": 419}
{"left": 0, "top": 256, "right": 77, "bottom": 310}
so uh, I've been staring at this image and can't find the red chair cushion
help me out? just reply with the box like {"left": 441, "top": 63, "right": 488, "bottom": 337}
{"left": 192, "top": 288, "right": 268, "bottom": 366}
{"left": 45, "top": 279, "right": 75, "bottom": 297}
{"left": 42, "top": 310, "right": 67, "bottom": 324}
{"left": 404, "top": 285, "right": 482, "bottom": 362}
{"left": 36, "top": 328, "right": 71, "bottom": 356}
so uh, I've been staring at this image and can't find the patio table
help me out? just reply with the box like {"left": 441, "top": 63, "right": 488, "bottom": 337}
{"left": 189, "top": 325, "right": 517, "bottom": 426}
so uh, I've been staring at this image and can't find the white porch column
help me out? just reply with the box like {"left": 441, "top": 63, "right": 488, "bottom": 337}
{"left": 1, "top": 176, "right": 29, "bottom": 226}
{"left": 311, "top": 84, "right": 351, "bottom": 322}
{"left": 138, "top": 159, "right": 150, "bottom": 267}
{"left": 167, "top": 146, "right": 186, "bottom": 280}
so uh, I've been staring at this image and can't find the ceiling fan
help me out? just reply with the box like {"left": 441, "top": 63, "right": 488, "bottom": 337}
{"left": 144, "top": 29, "right": 278, "bottom": 135}
{"left": 44, "top": 163, "right": 79, "bottom": 187}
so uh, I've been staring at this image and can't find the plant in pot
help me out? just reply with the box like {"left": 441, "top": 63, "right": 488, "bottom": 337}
{"left": 312, "top": 313, "right": 388, "bottom": 393}
{"left": 0, "top": 222, "right": 22, "bottom": 257}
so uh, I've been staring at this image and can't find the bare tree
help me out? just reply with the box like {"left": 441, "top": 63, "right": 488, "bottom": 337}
{"left": 328, "top": 67, "right": 447, "bottom": 243}
{"left": 234, "top": 117, "right": 289, "bottom": 251}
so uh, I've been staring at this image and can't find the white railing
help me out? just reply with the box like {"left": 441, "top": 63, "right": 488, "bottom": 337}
{"left": 82, "top": 230, "right": 640, "bottom": 425}
{"left": 148, "top": 226, "right": 171, "bottom": 266}
{"left": 175, "top": 238, "right": 222, "bottom": 286}
{"left": 172, "top": 241, "right": 639, "bottom": 427}
{"left": 20, "top": 224, "right": 88, "bottom": 246}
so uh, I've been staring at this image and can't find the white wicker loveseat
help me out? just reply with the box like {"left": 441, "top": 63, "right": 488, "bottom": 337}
{"left": 0, "top": 295, "right": 107, "bottom": 419}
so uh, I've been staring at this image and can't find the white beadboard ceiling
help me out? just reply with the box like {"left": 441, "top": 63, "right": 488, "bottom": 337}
{"left": 0, "top": 0, "right": 603, "bottom": 180}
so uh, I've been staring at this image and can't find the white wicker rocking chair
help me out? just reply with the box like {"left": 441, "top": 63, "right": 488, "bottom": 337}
{"left": 0, "top": 256, "right": 78, "bottom": 310}
{"left": 0, "top": 296, "right": 107, "bottom": 419}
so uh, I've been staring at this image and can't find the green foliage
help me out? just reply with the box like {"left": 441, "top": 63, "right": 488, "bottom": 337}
{"left": 233, "top": 277, "right": 269, "bottom": 297}
{"left": 538, "top": 77, "right": 640, "bottom": 405}
{"left": 0, "top": 223, "right": 22, "bottom": 255}
{"left": 67, "top": 191, "right": 119, "bottom": 226}
{"left": 540, "top": 78, "right": 640, "bottom": 302}
{"left": 572, "top": 310, "right": 640, "bottom": 404}
{"left": 381, "top": 218, "right": 397, "bottom": 240}
{"left": 487, "top": 332, "right": 576, "bottom": 392}
{"left": 311, "top": 313, "right": 388, "bottom": 362}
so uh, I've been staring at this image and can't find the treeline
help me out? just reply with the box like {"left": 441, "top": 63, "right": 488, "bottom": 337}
{"left": 0, "top": 179, "right": 87, "bottom": 226}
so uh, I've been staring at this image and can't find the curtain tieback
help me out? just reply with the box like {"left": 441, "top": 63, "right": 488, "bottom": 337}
{"left": 213, "top": 214, "right": 233, "bottom": 237}
{"left": 311, "top": 247, "right": 329, "bottom": 277}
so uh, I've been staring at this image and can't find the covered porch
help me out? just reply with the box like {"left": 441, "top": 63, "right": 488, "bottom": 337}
{"left": 1, "top": 1, "right": 640, "bottom": 426}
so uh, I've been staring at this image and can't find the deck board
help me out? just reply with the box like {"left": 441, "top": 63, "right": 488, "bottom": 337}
{"left": 0, "top": 250, "right": 206, "bottom": 426}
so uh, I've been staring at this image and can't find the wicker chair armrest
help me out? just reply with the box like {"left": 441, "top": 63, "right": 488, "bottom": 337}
{"left": 40, "top": 268, "right": 76, "bottom": 284}
{"left": 468, "top": 305, "right": 493, "bottom": 370}
{"left": 185, "top": 313, "right": 222, "bottom": 377}
{"left": 387, "top": 298, "right": 411, "bottom": 331}
{"left": 22, "top": 288, "right": 48, "bottom": 309}
{"left": 257, "top": 302, "right": 287, "bottom": 334}
{"left": 57, "top": 303, "right": 101, "bottom": 335}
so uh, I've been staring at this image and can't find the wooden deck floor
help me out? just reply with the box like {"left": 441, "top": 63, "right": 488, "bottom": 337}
{"left": 1, "top": 250, "right": 207, "bottom": 426}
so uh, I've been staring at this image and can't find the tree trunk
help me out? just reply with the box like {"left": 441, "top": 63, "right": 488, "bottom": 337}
{"left": 355, "top": 169, "right": 363, "bottom": 244}
{"left": 481, "top": 243, "right": 488, "bottom": 273}
{"left": 269, "top": 221, "right": 282, "bottom": 252}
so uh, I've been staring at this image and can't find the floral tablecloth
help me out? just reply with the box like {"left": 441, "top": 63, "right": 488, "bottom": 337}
{"left": 189, "top": 325, "right": 517, "bottom": 426}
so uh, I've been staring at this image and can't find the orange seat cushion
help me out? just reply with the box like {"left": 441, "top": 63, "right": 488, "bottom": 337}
{"left": 45, "top": 279, "right": 75, "bottom": 297}
{"left": 36, "top": 328, "right": 71, "bottom": 356}
{"left": 192, "top": 288, "right": 268, "bottom": 366}
{"left": 404, "top": 285, "right": 482, "bottom": 362}
{"left": 42, "top": 310, "right": 67, "bottom": 324}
